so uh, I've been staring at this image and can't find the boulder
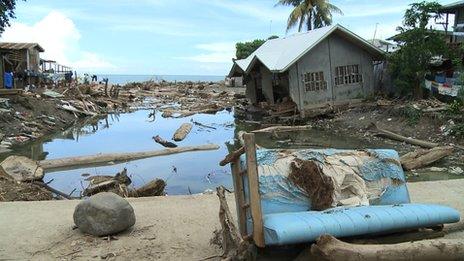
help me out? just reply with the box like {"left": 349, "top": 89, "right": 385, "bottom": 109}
{"left": 73, "top": 192, "right": 136, "bottom": 236}
{"left": 0, "top": 156, "right": 44, "bottom": 182}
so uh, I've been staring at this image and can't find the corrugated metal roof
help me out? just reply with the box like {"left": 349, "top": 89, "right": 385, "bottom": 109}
{"left": 0, "top": 42, "right": 45, "bottom": 52}
{"left": 441, "top": 1, "right": 464, "bottom": 12}
{"left": 232, "top": 24, "right": 385, "bottom": 74}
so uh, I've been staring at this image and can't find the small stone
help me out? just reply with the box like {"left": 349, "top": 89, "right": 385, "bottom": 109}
{"left": 73, "top": 192, "right": 136, "bottom": 236}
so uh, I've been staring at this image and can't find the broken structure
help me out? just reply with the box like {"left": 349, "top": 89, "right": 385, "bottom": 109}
{"left": 228, "top": 24, "right": 385, "bottom": 116}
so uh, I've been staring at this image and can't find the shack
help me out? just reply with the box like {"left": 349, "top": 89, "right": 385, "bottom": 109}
{"left": 0, "top": 42, "right": 45, "bottom": 89}
{"left": 228, "top": 24, "right": 385, "bottom": 115}
{"left": 441, "top": 1, "right": 464, "bottom": 44}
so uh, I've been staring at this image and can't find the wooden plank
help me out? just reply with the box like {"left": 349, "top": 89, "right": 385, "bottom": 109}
{"left": 0, "top": 89, "right": 22, "bottom": 96}
{"left": 231, "top": 158, "right": 247, "bottom": 237}
{"left": 243, "top": 133, "right": 265, "bottom": 248}
{"left": 219, "top": 146, "right": 245, "bottom": 166}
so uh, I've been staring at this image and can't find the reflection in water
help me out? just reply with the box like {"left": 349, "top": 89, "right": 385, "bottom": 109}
{"left": 3, "top": 109, "right": 463, "bottom": 197}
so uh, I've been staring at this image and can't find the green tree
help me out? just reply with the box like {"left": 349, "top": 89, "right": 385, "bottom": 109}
{"left": 276, "top": 0, "right": 342, "bottom": 32}
{"left": 0, "top": 0, "right": 23, "bottom": 35}
{"left": 235, "top": 36, "right": 279, "bottom": 60}
{"left": 389, "top": 1, "right": 448, "bottom": 98}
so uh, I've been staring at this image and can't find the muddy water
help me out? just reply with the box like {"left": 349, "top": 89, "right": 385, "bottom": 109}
{"left": 3, "top": 109, "right": 464, "bottom": 197}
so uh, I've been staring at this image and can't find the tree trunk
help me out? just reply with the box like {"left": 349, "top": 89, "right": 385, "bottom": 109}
{"left": 310, "top": 235, "right": 464, "bottom": 261}
{"left": 39, "top": 144, "right": 219, "bottom": 170}
{"left": 400, "top": 146, "right": 454, "bottom": 170}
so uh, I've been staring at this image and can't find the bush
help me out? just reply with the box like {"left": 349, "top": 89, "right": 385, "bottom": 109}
{"left": 401, "top": 105, "right": 422, "bottom": 125}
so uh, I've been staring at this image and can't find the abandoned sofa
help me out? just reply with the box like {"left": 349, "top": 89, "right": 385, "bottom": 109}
{"left": 233, "top": 148, "right": 460, "bottom": 247}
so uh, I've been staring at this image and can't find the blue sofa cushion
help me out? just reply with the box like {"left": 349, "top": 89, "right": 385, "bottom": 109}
{"left": 261, "top": 204, "right": 460, "bottom": 245}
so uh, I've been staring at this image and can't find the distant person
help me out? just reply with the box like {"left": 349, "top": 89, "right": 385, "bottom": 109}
{"left": 91, "top": 75, "right": 97, "bottom": 82}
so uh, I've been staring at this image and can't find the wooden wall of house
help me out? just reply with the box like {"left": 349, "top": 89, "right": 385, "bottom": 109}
{"left": 28, "top": 48, "right": 41, "bottom": 71}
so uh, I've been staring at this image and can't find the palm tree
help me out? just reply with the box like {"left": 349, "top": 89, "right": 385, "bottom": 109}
{"left": 277, "top": 0, "right": 343, "bottom": 32}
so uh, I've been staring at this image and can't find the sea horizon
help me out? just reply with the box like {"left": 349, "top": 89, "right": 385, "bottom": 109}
{"left": 95, "top": 74, "right": 226, "bottom": 85}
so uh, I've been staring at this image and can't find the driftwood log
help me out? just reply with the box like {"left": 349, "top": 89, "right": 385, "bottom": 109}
{"left": 39, "top": 144, "right": 220, "bottom": 170}
{"left": 309, "top": 235, "right": 464, "bottom": 261}
{"left": 134, "top": 179, "right": 166, "bottom": 197}
{"left": 368, "top": 123, "right": 438, "bottom": 148}
{"left": 401, "top": 146, "right": 454, "bottom": 170}
{"left": 153, "top": 135, "right": 177, "bottom": 148}
{"left": 172, "top": 123, "right": 192, "bottom": 141}
{"left": 251, "top": 125, "right": 311, "bottom": 133}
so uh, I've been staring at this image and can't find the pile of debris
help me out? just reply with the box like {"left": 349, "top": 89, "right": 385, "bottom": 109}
{"left": 83, "top": 168, "right": 166, "bottom": 198}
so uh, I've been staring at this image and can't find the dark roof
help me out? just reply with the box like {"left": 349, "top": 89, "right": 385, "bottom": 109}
{"left": 441, "top": 1, "right": 464, "bottom": 12}
{"left": 0, "top": 42, "right": 45, "bottom": 52}
{"left": 386, "top": 29, "right": 453, "bottom": 41}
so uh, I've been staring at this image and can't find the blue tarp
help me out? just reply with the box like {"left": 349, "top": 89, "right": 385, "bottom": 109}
{"left": 4, "top": 72, "right": 13, "bottom": 89}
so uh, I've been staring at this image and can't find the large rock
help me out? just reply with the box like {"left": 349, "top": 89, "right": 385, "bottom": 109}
{"left": 0, "top": 156, "right": 44, "bottom": 182}
{"left": 73, "top": 192, "right": 136, "bottom": 236}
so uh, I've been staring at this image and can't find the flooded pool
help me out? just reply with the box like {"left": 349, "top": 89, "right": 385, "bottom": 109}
{"left": 3, "top": 109, "right": 464, "bottom": 197}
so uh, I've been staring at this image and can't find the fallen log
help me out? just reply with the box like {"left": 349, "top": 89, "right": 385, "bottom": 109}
{"left": 237, "top": 131, "right": 263, "bottom": 149}
{"left": 39, "top": 144, "right": 220, "bottom": 170}
{"left": 310, "top": 234, "right": 464, "bottom": 261}
{"left": 133, "top": 179, "right": 166, "bottom": 197}
{"left": 251, "top": 125, "right": 311, "bottom": 133}
{"left": 172, "top": 123, "right": 192, "bottom": 141}
{"left": 401, "top": 146, "right": 454, "bottom": 170}
{"left": 368, "top": 123, "right": 438, "bottom": 148}
{"left": 153, "top": 135, "right": 177, "bottom": 148}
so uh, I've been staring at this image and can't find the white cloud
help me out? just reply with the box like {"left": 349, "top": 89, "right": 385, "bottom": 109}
{"left": 1, "top": 11, "right": 115, "bottom": 72}
{"left": 179, "top": 42, "right": 236, "bottom": 63}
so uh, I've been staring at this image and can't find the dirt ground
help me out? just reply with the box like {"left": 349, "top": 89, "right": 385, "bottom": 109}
{"left": 0, "top": 179, "right": 463, "bottom": 261}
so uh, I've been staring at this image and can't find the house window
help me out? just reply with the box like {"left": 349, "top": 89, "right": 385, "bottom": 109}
{"left": 334, "top": 65, "right": 363, "bottom": 86}
{"left": 303, "top": 71, "right": 327, "bottom": 92}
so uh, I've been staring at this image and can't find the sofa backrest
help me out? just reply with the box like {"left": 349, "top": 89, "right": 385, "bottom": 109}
{"left": 238, "top": 148, "right": 410, "bottom": 216}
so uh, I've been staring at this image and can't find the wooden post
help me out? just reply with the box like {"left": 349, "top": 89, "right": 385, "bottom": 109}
{"left": 243, "top": 133, "right": 265, "bottom": 248}
{"left": 231, "top": 158, "right": 247, "bottom": 237}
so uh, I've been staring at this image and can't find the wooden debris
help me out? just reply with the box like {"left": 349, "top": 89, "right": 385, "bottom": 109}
{"left": 172, "top": 123, "right": 192, "bottom": 141}
{"left": 32, "top": 181, "right": 72, "bottom": 200}
{"left": 220, "top": 147, "right": 245, "bottom": 166}
{"left": 251, "top": 125, "right": 311, "bottom": 133}
{"left": 133, "top": 179, "right": 166, "bottom": 197}
{"left": 401, "top": 146, "right": 454, "bottom": 170}
{"left": 214, "top": 186, "right": 253, "bottom": 260}
{"left": 39, "top": 144, "right": 220, "bottom": 170}
{"left": 368, "top": 123, "right": 438, "bottom": 148}
{"left": 192, "top": 120, "right": 216, "bottom": 130}
{"left": 153, "top": 135, "right": 178, "bottom": 148}
{"left": 310, "top": 235, "right": 464, "bottom": 261}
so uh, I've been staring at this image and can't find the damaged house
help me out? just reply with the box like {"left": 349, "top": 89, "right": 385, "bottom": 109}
{"left": 0, "top": 42, "right": 45, "bottom": 89}
{"left": 229, "top": 24, "right": 385, "bottom": 116}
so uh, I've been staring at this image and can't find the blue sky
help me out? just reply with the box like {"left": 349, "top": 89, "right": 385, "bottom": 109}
{"left": 1, "top": 0, "right": 457, "bottom": 75}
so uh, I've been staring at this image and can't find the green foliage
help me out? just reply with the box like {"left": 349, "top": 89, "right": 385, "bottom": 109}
{"left": 447, "top": 100, "right": 462, "bottom": 115}
{"left": 450, "top": 123, "right": 464, "bottom": 138}
{"left": 0, "top": 0, "right": 23, "bottom": 35}
{"left": 235, "top": 36, "right": 279, "bottom": 59}
{"left": 388, "top": 1, "right": 447, "bottom": 98}
{"left": 276, "top": 0, "right": 343, "bottom": 32}
{"left": 402, "top": 105, "right": 422, "bottom": 125}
